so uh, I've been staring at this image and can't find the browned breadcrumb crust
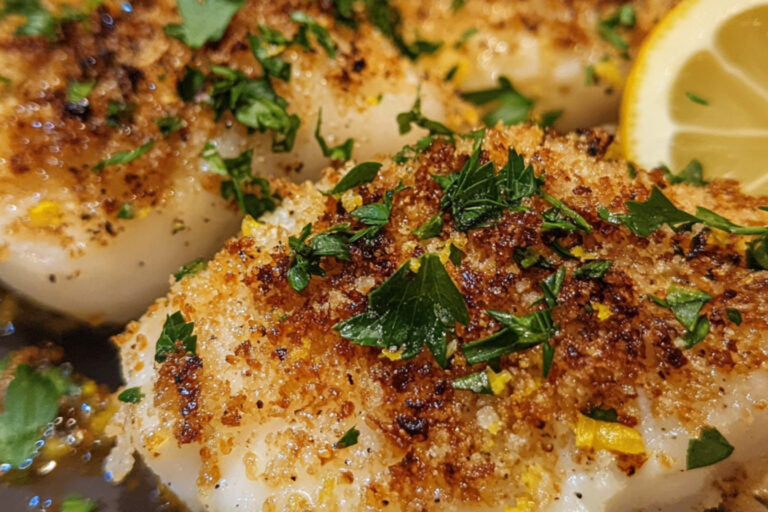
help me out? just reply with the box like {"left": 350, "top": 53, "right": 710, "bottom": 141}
{"left": 115, "top": 125, "right": 768, "bottom": 509}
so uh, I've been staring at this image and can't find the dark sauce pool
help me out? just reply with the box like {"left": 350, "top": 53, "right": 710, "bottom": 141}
{"left": 0, "top": 292, "right": 179, "bottom": 512}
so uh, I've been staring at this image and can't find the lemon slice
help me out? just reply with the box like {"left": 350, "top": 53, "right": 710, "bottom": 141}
{"left": 620, "top": 0, "right": 768, "bottom": 194}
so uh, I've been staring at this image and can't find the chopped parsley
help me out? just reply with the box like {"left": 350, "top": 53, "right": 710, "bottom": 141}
{"left": 248, "top": 26, "right": 292, "bottom": 81}
{"left": 664, "top": 159, "right": 707, "bottom": 187}
{"left": 334, "top": 254, "right": 469, "bottom": 368}
{"left": 452, "top": 370, "right": 492, "bottom": 395}
{"left": 513, "top": 247, "right": 553, "bottom": 270}
{"left": 349, "top": 183, "right": 407, "bottom": 241}
{"left": 747, "top": 236, "right": 768, "bottom": 270}
{"left": 2, "top": 0, "right": 57, "bottom": 39}
{"left": 453, "top": 27, "right": 478, "bottom": 49}
{"left": 315, "top": 109, "right": 354, "bottom": 162}
{"left": 651, "top": 285, "right": 711, "bottom": 348}
{"left": 331, "top": 0, "right": 357, "bottom": 27}
{"left": 117, "top": 387, "right": 144, "bottom": 404}
{"left": 333, "top": 426, "right": 360, "bottom": 448}
{"left": 573, "top": 261, "right": 612, "bottom": 280}
{"left": 0, "top": 365, "right": 65, "bottom": 467}
{"left": 174, "top": 257, "right": 207, "bottom": 282}
{"left": 597, "top": 4, "right": 635, "bottom": 53}
{"left": 726, "top": 308, "right": 742, "bottom": 326}
{"left": 449, "top": 244, "right": 466, "bottom": 266}
{"left": 201, "top": 143, "right": 278, "bottom": 219}
{"left": 538, "top": 110, "right": 564, "bottom": 128}
{"left": 208, "top": 66, "right": 300, "bottom": 152}
{"left": 116, "top": 203, "right": 134, "bottom": 220}
{"left": 392, "top": 135, "right": 435, "bottom": 164}
{"left": 461, "top": 76, "right": 534, "bottom": 126}
{"left": 177, "top": 66, "right": 205, "bottom": 102}
{"left": 586, "top": 406, "right": 619, "bottom": 423}
{"left": 364, "top": 0, "right": 442, "bottom": 60}
{"left": 539, "top": 267, "right": 566, "bottom": 308}
{"left": 66, "top": 80, "right": 96, "bottom": 103}
{"left": 106, "top": 101, "right": 135, "bottom": 127}
{"left": 686, "top": 427, "right": 734, "bottom": 470}
{"left": 461, "top": 309, "right": 557, "bottom": 367}
{"left": 92, "top": 140, "right": 155, "bottom": 173}
{"left": 397, "top": 94, "right": 454, "bottom": 137}
{"left": 539, "top": 191, "right": 593, "bottom": 233}
{"left": 685, "top": 92, "right": 709, "bottom": 106}
{"left": 290, "top": 11, "right": 337, "bottom": 58}
{"left": 61, "top": 494, "right": 98, "bottom": 512}
{"left": 164, "top": 0, "right": 245, "bottom": 49}
{"left": 584, "top": 65, "right": 597, "bottom": 86}
{"left": 155, "top": 115, "right": 184, "bottom": 137}
{"left": 413, "top": 214, "right": 443, "bottom": 240}
{"left": 154, "top": 311, "right": 197, "bottom": 363}
{"left": 324, "top": 162, "right": 382, "bottom": 195}
{"left": 288, "top": 223, "right": 352, "bottom": 293}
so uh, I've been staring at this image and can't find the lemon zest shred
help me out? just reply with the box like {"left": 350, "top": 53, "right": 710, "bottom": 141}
{"left": 574, "top": 414, "right": 645, "bottom": 454}
{"left": 591, "top": 302, "right": 613, "bottom": 321}
{"left": 28, "top": 200, "right": 63, "bottom": 228}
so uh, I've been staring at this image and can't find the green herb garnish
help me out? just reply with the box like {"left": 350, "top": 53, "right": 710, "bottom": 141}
{"left": 201, "top": 143, "right": 278, "bottom": 219}
{"left": 685, "top": 92, "right": 709, "bottom": 106}
{"left": 539, "top": 267, "right": 566, "bottom": 308}
{"left": 461, "top": 76, "right": 534, "bottom": 126}
{"left": 349, "top": 183, "right": 407, "bottom": 241}
{"left": 449, "top": 244, "right": 466, "bottom": 266}
{"left": 66, "top": 80, "right": 96, "bottom": 103}
{"left": 335, "top": 254, "right": 469, "bottom": 367}
{"left": 365, "top": 0, "right": 442, "bottom": 60}
{"left": 287, "top": 223, "right": 352, "bottom": 292}
{"left": 165, "top": 0, "right": 245, "bottom": 49}
{"left": 461, "top": 309, "right": 556, "bottom": 366}
{"left": 397, "top": 94, "right": 454, "bottom": 137}
{"left": 413, "top": 214, "right": 443, "bottom": 240}
{"left": 333, "top": 426, "right": 360, "bottom": 448}
{"left": 597, "top": 4, "right": 635, "bottom": 52}
{"left": 154, "top": 311, "right": 197, "bottom": 363}
{"left": 2, "top": 0, "right": 57, "bottom": 39}
{"left": 116, "top": 203, "right": 134, "bottom": 220}
{"left": 586, "top": 406, "right": 618, "bottom": 423}
{"left": 513, "top": 247, "right": 552, "bottom": 270}
{"left": 315, "top": 109, "right": 354, "bottom": 162}
{"left": 573, "top": 261, "right": 612, "bottom": 280}
{"left": 61, "top": 493, "right": 98, "bottom": 512}
{"left": 92, "top": 140, "right": 155, "bottom": 173}
{"left": 651, "top": 285, "right": 711, "bottom": 348}
{"left": 106, "top": 101, "right": 135, "bottom": 127}
{"left": 452, "top": 370, "right": 492, "bottom": 395}
{"left": 290, "top": 11, "right": 337, "bottom": 58}
{"left": 155, "top": 115, "right": 184, "bottom": 137}
{"left": 117, "top": 387, "right": 144, "bottom": 404}
{"left": 174, "top": 257, "right": 207, "bottom": 282}
{"left": 0, "top": 365, "right": 64, "bottom": 467}
{"left": 538, "top": 110, "right": 564, "bottom": 128}
{"left": 664, "top": 159, "right": 707, "bottom": 187}
{"left": 725, "top": 308, "right": 742, "bottom": 325}
{"left": 177, "top": 66, "right": 205, "bottom": 102}
{"left": 248, "top": 26, "right": 291, "bottom": 81}
{"left": 208, "top": 65, "right": 299, "bottom": 152}
{"left": 454, "top": 27, "right": 478, "bottom": 49}
{"left": 686, "top": 427, "right": 734, "bottom": 470}
{"left": 324, "top": 161, "right": 382, "bottom": 195}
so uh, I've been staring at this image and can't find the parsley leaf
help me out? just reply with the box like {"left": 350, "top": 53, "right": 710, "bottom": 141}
{"left": 452, "top": 370, "right": 492, "bottom": 395}
{"left": 685, "top": 92, "right": 709, "bottom": 106}
{"left": 597, "top": 4, "right": 635, "bottom": 52}
{"left": 248, "top": 27, "right": 291, "bottom": 81}
{"left": 586, "top": 406, "right": 618, "bottom": 423}
{"left": 335, "top": 254, "right": 469, "bottom": 367}
{"left": 164, "top": 0, "right": 245, "bottom": 49}
{"left": 461, "top": 309, "right": 556, "bottom": 366}
{"left": 154, "top": 311, "right": 197, "bottom": 363}
{"left": 397, "top": 94, "right": 453, "bottom": 137}
{"left": 747, "top": 236, "right": 768, "bottom": 270}
{"left": 201, "top": 143, "right": 277, "bottom": 219}
{"left": 574, "top": 261, "right": 612, "bottom": 280}
{"left": 208, "top": 66, "right": 300, "bottom": 152}
{"left": 106, "top": 101, "right": 135, "bottom": 127}
{"left": 539, "top": 267, "right": 566, "bottom": 308}
{"left": 116, "top": 203, "right": 134, "bottom": 220}
{"left": 331, "top": 0, "right": 357, "bottom": 27}
{"left": 686, "top": 427, "right": 734, "bottom": 470}
{"left": 315, "top": 109, "right": 354, "bottom": 162}
{"left": 0, "top": 365, "right": 62, "bottom": 467}
{"left": 155, "top": 115, "right": 183, "bottom": 137}
{"left": 615, "top": 186, "right": 698, "bottom": 236}
{"left": 349, "top": 184, "right": 407, "bottom": 241}
{"left": 174, "top": 257, "right": 207, "bottom": 282}
{"left": 288, "top": 223, "right": 352, "bottom": 292}
{"left": 413, "top": 214, "right": 443, "bottom": 240}
{"left": 694, "top": 207, "right": 768, "bottom": 236}
{"left": 392, "top": 135, "right": 434, "bottom": 164}
{"left": 652, "top": 285, "right": 711, "bottom": 348}
{"left": 117, "top": 387, "right": 144, "bottom": 404}
{"left": 454, "top": 27, "right": 478, "bottom": 49}
{"left": 449, "top": 244, "right": 466, "bottom": 266}
{"left": 92, "top": 140, "right": 155, "bottom": 173}
{"left": 324, "top": 162, "right": 382, "bottom": 195}
{"left": 539, "top": 191, "right": 593, "bottom": 233}
{"left": 461, "top": 76, "right": 534, "bottom": 126}
{"left": 2, "top": 0, "right": 57, "bottom": 39}
{"left": 364, "top": 0, "right": 442, "bottom": 60}
{"left": 513, "top": 247, "right": 553, "bottom": 270}
{"left": 538, "top": 109, "right": 564, "bottom": 128}
{"left": 66, "top": 80, "right": 96, "bottom": 103}
{"left": 726, "top": 308, "right": 742, "bottom": 326}
{"left": 61, "top": 494, "right": 98, "bottom": 512}
{"left": 177, "top": 66, "right": 205, "bottom": 102}
{"left": 664, "top": 159, "right": 707, "bottom": 187}
{"left": 334, "top": 426, "right": 360, "bottom": 448}
{"left": 497, "top": 148, "right": 541, "bottom": 206}
{"left": 290, "top": 11, "right": 337, "bottom": 58}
